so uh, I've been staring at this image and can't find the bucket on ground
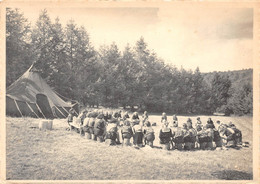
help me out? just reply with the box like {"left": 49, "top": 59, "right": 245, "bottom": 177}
{"left": 39, "top": 120, "right": 48, "bottom": 130}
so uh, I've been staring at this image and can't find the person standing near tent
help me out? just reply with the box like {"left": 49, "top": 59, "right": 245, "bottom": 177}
{"left": 67, "top": 111, "right": 74, "bottom": 126}
{"left": 78, "top": 110, "right": 88, "bottom": 125}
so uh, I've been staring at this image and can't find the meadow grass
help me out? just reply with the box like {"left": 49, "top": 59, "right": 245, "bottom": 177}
{"left": 6, "top": 116, "right": 253, "bottom": 180}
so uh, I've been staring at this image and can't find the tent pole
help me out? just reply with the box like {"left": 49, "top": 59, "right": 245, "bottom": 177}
{"left": 26, "top": 102, "right": 40, "bottom": 118}
{"left": 54, "top": 105, "right": 66, "bottom": 118}
{"left": 61, "top": 106, "right": 69, "bottom": 115}
{"left": 36, "top": 103, "right": 46, "bottom": 119}
{"left": 14, "top": 100, "right": 23, "bottom": 117}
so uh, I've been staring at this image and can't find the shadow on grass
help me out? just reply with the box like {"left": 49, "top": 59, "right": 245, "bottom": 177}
{"left": 211, "top": 170, "right": 253, "bottom": 180}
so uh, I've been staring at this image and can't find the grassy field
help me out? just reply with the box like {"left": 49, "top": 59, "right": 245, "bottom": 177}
{"left": 6, "top": 115, "right": 253, "bottom": 180}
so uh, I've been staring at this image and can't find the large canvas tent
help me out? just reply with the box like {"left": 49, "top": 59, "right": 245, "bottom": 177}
{"left": 6, "top": 65, "right": 78, "bottom": 119}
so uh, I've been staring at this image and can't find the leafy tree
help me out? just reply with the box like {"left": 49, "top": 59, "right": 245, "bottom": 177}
{"left": 6, "top": 8, "right": 32, "bottom": 87}
{"left": 227, "top": 83, "right": 253, "bottom": 115}
{"left": 64, "top": 20, "right": 96, "bottom": 101}
{"left": 31, "top": 9, "right": 55, "bottom": 79}
{"left": 210, "top": 73, "right": 231, "bottom": 114}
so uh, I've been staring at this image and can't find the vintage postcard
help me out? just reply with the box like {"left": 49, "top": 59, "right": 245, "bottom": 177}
{"left": 0, "top": 0, "right": 259, "bottom": 183}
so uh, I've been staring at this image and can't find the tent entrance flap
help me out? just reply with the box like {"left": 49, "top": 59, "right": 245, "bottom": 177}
{"left": 36, "top": 94, "right": 54, "bottom": 119}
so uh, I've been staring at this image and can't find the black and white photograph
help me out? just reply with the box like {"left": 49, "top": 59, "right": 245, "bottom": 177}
{"left": 1, "top": 0, "right": 259, "bottom": 183}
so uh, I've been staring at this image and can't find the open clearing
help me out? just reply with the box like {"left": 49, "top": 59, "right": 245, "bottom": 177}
{"left": 6, "top": 115, "right": 252, "bottom": 180}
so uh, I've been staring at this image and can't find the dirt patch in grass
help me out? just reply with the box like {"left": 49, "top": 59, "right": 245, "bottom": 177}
{"left": 6, "top": 116, "right": 253, "bottom": 180}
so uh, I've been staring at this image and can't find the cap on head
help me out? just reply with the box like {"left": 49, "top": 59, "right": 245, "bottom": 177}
{"left": 197, "top": 117, "right": 200, "bottom": 120}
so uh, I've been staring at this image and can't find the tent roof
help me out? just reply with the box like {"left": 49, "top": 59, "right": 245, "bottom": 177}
{"left": 7, "top": 66, "right": 72, "bottom": 108}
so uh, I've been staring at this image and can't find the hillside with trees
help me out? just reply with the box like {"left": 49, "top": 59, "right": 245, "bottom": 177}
{"left": 6, "top": 8, "right": 253, "bottom": 116}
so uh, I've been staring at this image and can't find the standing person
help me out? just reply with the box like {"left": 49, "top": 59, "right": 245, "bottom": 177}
{"left": 67, "top": 111, "right": 74, "bottom": 126}
{"left": 171, "top": 121, "right": 184, "bottom": 150}
{"left": 132, "top": 122, "right": 144, "bottom": 147}
{"left": 78, "top": 110, "right": 87, "bottom": 125}
{"left": 78, "top": 110, "right": 88, "bottom": 136}
{"left": 142, "top": 111, "right": 149, "bottom": 125}
{"left": 161, "top": 112, "right": 167, "bottom": 123}
{"left": 93, "top": 113, "right": 106, "bottom": 142}
{"left": 159, "top": 122, "right": 173, "bottom": 150}
{"left": 143, "top": 121, "right": 155, "bottom": 147}
{"left": 89, "top": 112, "right": 98, "bottom": 140}
{"left": 195, "top": 117, "right": 203, "bottom": 130}
{"left": 83, "top": 112, "right": 92, "bottom": 139}
{"left": 121, "top": 120, "right": 133, "bottom": 146}
{"left": 187, "top": 119, "right": 197, "bottom": 150}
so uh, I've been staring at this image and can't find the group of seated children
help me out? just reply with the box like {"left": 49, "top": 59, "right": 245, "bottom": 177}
{"left": 159, "top": 114, "right": 243, "bottom": 150}
{"left": 67, "top": 109, "right": 243, "bottom": 150}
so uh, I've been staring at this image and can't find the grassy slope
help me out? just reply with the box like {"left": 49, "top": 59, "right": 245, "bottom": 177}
{"left": 6, "top": 116, "right": 253, "bottom": 180}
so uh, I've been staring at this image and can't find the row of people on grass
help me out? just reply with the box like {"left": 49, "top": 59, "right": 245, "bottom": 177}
{"left": 67, "top": 109, "right": 243, "bottom": 150}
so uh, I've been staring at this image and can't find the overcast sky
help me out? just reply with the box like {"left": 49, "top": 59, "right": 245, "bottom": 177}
{"left": 17, "top": 5, "right": 253, "bottom": 72}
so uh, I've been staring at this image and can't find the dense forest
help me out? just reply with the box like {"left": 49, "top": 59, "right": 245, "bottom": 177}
{"left": 6, "top": 8, "right": 253, "bottom": 116}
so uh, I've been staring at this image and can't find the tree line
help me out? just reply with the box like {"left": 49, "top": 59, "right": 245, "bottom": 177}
{"left": 6, "top": 8, "right": 253, "bottom": 116}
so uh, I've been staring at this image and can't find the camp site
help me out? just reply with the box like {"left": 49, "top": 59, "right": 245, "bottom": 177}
{"left": 4, "top": 4, "right": 254, "bottom": 182}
